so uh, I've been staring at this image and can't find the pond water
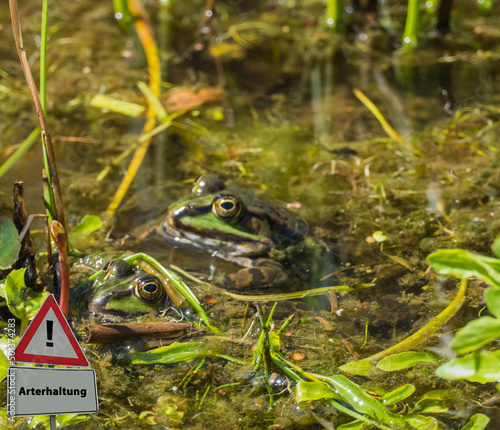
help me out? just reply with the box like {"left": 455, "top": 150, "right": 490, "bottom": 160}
{"left": 1, "top": 0, "right": 500, "bottom": 429}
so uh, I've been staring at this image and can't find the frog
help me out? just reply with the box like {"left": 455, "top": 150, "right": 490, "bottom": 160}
{"left": 73, "top": 258, "right": 174, "bottom": 320}
{"left": 154, "top": 174, "right": 337, "bottom": 291}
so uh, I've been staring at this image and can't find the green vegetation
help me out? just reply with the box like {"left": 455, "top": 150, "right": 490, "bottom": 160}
{"left": 1, "top": 0, "right": 500, "bottom": 428}
{"left": 427, "top": 243, "right": 500, "bottom": 385}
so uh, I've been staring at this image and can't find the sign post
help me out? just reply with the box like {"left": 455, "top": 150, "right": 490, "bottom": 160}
{"left": 8, "top": 295, "right": 98, "bottom": 426}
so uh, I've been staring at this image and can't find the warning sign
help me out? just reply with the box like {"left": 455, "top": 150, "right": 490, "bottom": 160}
{"left": 13, "top": 295, "right": 89, "bottom": 367}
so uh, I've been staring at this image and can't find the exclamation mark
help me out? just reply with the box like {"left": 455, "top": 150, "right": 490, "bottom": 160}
{"left": 46, "top": 320, "right": 54, "bottom": 347}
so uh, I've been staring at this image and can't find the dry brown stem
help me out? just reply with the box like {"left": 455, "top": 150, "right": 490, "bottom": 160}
{"left": 8, "top": 0, "right": 66, "bottom": 229}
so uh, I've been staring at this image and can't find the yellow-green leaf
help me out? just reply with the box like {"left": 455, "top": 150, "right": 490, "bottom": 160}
{"left": 377, "top": 352, "right": 437, "bottom": 371}
{"left": 461, "top": 413, "right": 490, "bottom": 430}
{"left": 451, "top": 316, "right": 500, "bottom": 353}
{"left": 436, "top": 351, "right": 500, "bottom": 383}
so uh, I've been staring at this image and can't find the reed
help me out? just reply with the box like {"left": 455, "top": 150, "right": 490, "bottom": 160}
{"left": 403, "top": 0, "right": 420, "bottom": 49}
{"left": 326, "top": 0, "right": 343, "bottom": 33}
{"left": 9, "top": 0, "right": 65, "bottom": 229}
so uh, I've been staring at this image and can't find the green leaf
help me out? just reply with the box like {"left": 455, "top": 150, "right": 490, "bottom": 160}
{"left": 451, "top": 316, "right": 500, "bottom": 353}
{"left": 484, "top": 287, "right": 500, "bottom": 319}
{"left": 69, "top": 215, "right": 103, "bottom": 239}
{"left": 380, "top": 384, "right": 415, "bottom": 406}
{"left": 411, "top": 390, "right": 454, "bottom": 415}
{"left": 296, "top": 381, "right": 339, "bottom": 405}
{"left": 436, "top": 350, "right": 500, "bottom": 383}
{"left": 315, "top": 374, "right": 409, "bottom": 428}
{"left": 1, "top": 269, "right": 48, "bottom": 323}
{"left": 492, "top": 237, "right": 500, "bottom": 258}
{"left": 128, "top": 341, "right": 244, "bottom": 365}
{"left": 0, "top": 347, "right": 10, "bottom": 382}
{"left": 0, "top": 218, "right": 21, "bottom": 270}
{"left": 427, "top": 249, "right": 500, "bottom": 287}
{"left": 337, "top": 420, "right": 365, "bottom": 430}
{"left": 412, "top": 398, "right": 449, "bottom": 414}
{"left": 338, "top": 359, "right": 376, "bottom": 376}
{"left": 461, "top": 413, "right": 490, "bottom": 430}
{"left": 404, "top": 414, "right": 444, "bottom": 429}
{"left": 417, "top": 389, "right": 454, "bottom": 401}
{"left": 3, "top": 268, "right": 27, "bottom": 319}
{"left": 377, "top": 352, "right": 437, "bottom": 371}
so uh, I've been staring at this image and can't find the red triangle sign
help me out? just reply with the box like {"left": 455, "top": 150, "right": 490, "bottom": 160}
{"left": 13, "top": 294, "right": 89, "bottom": 367}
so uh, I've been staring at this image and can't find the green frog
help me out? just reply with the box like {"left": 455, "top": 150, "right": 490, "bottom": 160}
{"left": 155, "top": 174, "right": 336, "bottom": 291}
{"left": 74, "top": 258, "right": 174, "bottom": 319}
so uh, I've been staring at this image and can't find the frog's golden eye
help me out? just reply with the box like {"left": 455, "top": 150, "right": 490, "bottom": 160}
{"left": 103, "top": 260, "right": 132, "bottom": 278}
{"left": 135, "top": 276, "right": 164, "bottom": 303}
{"left": 212, "top": 195, "right": 242, "bottom": 220}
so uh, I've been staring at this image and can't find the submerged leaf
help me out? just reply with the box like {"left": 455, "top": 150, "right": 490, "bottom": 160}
{"left": 377, "top": 352, "right": 437, "bottom": 371}
{"left": 128, "top": 341, "right": 243, "bottom": 365}
{"left": 417, "top": 389, "right": 454, "bottom": 401}
{"left": 338, "top": 359, "right": 376, "bottom": 376}
{"left": 427, "top": 249, "right": 500, "bottom": 287}
{"left": 0, "top": 218, "right": 21, "bottom": 270}
{"left": 404, "top": 414, "right": 444, "bottom": 429}
{"left": 436, "top": 351, "right": 500, "bottom": 383}
{"left": 461, "top": 413, "right": 490, "bottom": 430}
{"left": 451, "top": 316, "right": 500, "bottom": 353}
{"left": 69, "top": 215, "right": 103, "bottom": 239}
{"left": 412, "top": 398, "right": 449, "bottom": 414}
{"left": 162, "top": 87, "right": 224, "bottom": 113}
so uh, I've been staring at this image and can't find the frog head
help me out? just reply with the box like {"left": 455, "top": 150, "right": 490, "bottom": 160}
{"left": 87, "top": 260, "right": 170, "bottom": 317}
{"left": 160, "top": 174, "right": 309, "bottom": 268}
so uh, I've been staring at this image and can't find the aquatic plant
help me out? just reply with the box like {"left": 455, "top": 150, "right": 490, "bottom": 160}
{"left": 403, "top": 0, "right": 420, "bottom": 50}
{"left": 427, "top": 240, "right": 500, "bottom": 385}
{"left": 325, "top": 0, "right": 343, "bottom": 33}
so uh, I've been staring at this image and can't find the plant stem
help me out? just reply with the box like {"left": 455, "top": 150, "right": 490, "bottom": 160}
{"left": 8, "top": 0, "right": 66, "bottom": 230}
{"left": 40, "top": 0, "right": 48, "bottom": 112}
{"left": 353, "top": 88, "right": 419, "bottom": 155}
{"left": 106, "top": 0, "right": 161, "bottom": 218}
{"left": 403, "top": 0, "right": 420, "bottom": 49}
{"left": 342, "top": 278, "right": 468, "bottom": 370}
{"left": 326, "top": 0, "right": 343, "bottom": 33}
{"left": 50, "top": 221, "right": 69, "bottom": 317}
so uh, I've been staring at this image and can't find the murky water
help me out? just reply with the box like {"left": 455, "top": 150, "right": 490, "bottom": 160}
{"left": 1, "top": 1, "right": 500, "bottom": 428}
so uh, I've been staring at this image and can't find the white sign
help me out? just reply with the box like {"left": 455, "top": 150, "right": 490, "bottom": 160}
{"left": 13, "top": 295, "right": 89, "bottom": 367}
{"left": 7, "top": 367, "right": 98, "bottom": 417}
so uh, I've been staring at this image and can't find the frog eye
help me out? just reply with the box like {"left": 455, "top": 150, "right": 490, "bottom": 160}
{"left": 212, "top": 195, "right": 242, "bottom": 220}
{"left": 135, "top": 276, "right": 164, "bottom": 303}
{"left": 103, "top": 260, "right": 132, "bottom": 277}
